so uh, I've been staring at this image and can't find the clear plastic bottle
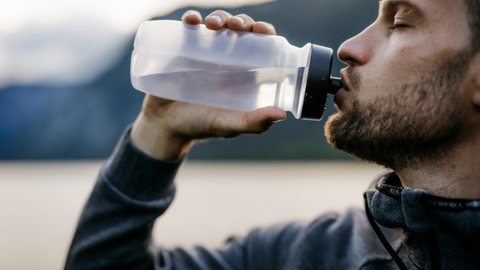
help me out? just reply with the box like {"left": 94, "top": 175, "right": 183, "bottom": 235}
{"left": 131, "top": 20, "right": 342, "bottom": 120}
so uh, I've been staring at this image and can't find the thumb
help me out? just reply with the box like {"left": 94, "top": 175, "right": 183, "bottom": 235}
{"left": 212, "top": 106, "right": 287, "bottom": 138}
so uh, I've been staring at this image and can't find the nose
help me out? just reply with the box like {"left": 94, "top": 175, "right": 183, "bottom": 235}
{"left": 337, "top": 27, "right": 374, "bottom": 67}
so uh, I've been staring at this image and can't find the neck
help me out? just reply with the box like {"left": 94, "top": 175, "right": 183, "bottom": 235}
{"left": 397, "top": 138, "right": 480, "bottom": 199}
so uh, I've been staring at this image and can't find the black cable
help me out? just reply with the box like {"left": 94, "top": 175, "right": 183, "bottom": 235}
{"left": 364, "top": 193, "right": 409, "bottom": 270}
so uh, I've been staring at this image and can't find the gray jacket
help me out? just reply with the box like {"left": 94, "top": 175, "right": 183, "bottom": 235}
{"left": 65, "top": 128, "right": 480, "bottom": 270}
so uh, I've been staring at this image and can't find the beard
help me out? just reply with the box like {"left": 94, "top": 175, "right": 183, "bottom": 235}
{"left": 325, "top": 48, "right": 473, "bottom": 171}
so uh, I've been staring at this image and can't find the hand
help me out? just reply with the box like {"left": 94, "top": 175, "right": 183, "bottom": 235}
{"left": 130, "top": 10, "right": 286, "bottom": 160}
{"left": 182, "top": 10, "right": 277, "bottom": 35}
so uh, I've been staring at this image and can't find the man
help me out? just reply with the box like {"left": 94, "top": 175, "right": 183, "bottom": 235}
{"left": 65, "top": 0, "right": 480, "bottom": 269}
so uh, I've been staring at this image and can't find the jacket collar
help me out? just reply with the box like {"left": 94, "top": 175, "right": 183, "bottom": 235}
{"left": 364, "top": 171, "right": 480, "bottom": 233}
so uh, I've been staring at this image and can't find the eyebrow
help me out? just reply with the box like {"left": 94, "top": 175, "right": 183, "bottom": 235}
{"left": 379, "top": 0, "right": 422, "bottom": 14}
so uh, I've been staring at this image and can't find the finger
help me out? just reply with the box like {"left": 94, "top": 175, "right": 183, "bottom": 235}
{"left": 227, "top": 14, "right": 255, "bottom": 32}
{"left": 204, "top": 10, "right": 233, "bottom": 30}
{"left": 242, "top": 106, "right": 286, "bottom": 134}
{"left": 212, "top": 106, "right": 287, "bottom": 138}
{"left": 252, "top": 21, "right": 277, "bottom": 35}
{"left": 181, "top": 10, "right": 203, "bottom": 25}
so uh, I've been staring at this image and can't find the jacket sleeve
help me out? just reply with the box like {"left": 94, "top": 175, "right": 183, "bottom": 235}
{"left": 64, "top": 126, "right": 305, "bottom": 270}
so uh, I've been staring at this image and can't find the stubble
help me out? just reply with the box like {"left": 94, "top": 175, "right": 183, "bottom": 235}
{"left": 325, "top": 48, "right": 473, "bottom": 171}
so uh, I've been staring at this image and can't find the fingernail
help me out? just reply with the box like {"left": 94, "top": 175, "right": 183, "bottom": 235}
{"left": 260, "top": 22, "right": 273, "bottom": 30}
{"left": 233, "top": 16, "right": 245, "bottom": 25}
{"left": 185, "top": 12, "right": 198, "bottom": 18}
{"left": 209, "top": 15, "right": 223, "bottom": 24}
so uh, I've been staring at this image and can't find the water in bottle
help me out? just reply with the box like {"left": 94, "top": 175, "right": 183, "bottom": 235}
{"left": 131, "top": 20, "right": 342, "bottom": 120}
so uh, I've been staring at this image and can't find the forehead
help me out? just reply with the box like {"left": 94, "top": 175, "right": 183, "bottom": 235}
{"left": 379, "top": 0, "right": 470, "bottom": 41}
{"left": 379, "top": 0, "right": 466, "bottom": 16}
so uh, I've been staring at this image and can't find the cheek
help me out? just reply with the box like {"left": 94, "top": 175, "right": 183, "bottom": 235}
{"left": 354, "top": 53, "right": 408, "bottom": 101}
{"left": 387, "top": 44, "right": 426, "bottom": 75}
{"left": 355, "top": 43, "right": 432, "bottom": 102}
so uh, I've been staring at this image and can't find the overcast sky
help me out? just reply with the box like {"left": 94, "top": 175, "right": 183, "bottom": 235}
{"left": 0, "top": 0, "right": 274, "bottom": 88}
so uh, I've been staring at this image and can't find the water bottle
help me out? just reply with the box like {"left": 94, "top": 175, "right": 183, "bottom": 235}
{"left": 131, "top": 20, "right": 342, "bottom": 121}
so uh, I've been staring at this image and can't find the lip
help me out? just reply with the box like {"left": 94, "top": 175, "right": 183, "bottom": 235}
{"left": 333, "top": 69, "right": 351, "bottom": 104}
{"left": 339, "top": 69, "right": 350, "bottom": 92}
{"left": 333, "top": 87, "right": 349, "bottom": 104}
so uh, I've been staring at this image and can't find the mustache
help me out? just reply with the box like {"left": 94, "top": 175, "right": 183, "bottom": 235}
{"left": 343, "top": 66, "right": 362, "bottom": 91}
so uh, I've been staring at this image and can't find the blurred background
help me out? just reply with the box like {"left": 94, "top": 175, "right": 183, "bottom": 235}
{"left": 0, "top": 0, "right": 379, "bottom": 160}
{"left": 0, "top": 0, "right": 384, "bottom": 269}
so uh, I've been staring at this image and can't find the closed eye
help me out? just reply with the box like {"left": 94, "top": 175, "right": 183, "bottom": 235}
{"left": 389, "top": 23, "right": 409, "bottom": 31}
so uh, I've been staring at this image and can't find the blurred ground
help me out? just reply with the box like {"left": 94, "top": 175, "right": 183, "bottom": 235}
{"left": 0, "top": 161, "right": 384, "bottom": 270}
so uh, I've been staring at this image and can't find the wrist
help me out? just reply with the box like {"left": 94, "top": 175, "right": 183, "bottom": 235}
{"left": 130, "top": 112, "right": 194, "bottom": 160}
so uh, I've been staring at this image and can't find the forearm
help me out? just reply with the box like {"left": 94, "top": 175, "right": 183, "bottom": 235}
{"left": 64, "top": 125, "right": 303, "bottom": 270}
{"left": 64, "top": 126, "right": 182, "bottom": 269}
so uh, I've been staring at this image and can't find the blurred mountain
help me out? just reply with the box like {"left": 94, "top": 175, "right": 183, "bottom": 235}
{"left": 0, "top": 0, "right": 378, "bottom": 160}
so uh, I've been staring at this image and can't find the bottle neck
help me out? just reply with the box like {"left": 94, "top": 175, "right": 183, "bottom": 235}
{"left": 274, "top": 44, "right": 311, "bottom": 118}
{"left": 278, "top": 43, "right": 312, "bottom": 70}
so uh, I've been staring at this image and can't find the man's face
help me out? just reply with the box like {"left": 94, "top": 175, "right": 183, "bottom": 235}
{"left": 325, "top": 0, "right": 475, "bottom": 170}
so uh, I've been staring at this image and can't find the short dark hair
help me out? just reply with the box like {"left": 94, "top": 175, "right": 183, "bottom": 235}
{"left": 464, "top": 0, "right": 480, "bottom": 51}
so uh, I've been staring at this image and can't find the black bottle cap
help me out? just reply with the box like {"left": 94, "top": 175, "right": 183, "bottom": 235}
{"left": 300, "top": 44, "right": 335, "bottom": 121}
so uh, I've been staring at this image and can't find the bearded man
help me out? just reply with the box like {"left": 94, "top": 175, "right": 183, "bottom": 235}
{"left": 65, "top": 0, "right": 480, "bottom": 269}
